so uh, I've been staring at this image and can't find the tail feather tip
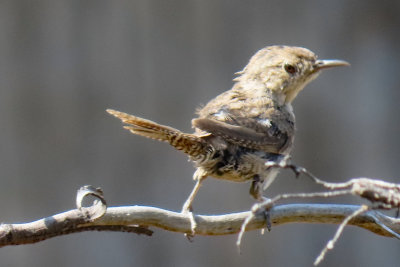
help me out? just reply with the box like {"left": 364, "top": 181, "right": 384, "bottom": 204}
{"left": 106, "top": 109, "right": 119, "bottom": 116}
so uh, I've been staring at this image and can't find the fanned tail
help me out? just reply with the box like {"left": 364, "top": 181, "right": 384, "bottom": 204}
{"left": 107, "top": 109, "right": 210, "bottom": 158}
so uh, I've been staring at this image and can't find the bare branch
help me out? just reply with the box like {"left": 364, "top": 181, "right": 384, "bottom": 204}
{"left": 0, "top": 208, "right": 153, "bottom": 247}
{"left": 1, "top": 175, "right": 399, "bottom": 266}
{"left": 314, "top": 205, "right": 369, "bottom": 265}
{"left": 234, "top": 169, "right": 400, "bottom": 264}
{"left": 0, "top": 203, "right": 398, "bottom": 247}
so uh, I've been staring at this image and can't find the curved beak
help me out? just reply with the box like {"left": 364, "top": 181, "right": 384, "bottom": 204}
{"left": 314, "top": 59, "right": 350, "bottom": 71}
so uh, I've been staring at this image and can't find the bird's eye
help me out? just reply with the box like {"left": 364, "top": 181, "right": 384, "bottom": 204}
{"left": 284, "top": 64, "right": 297, "bottom": 74}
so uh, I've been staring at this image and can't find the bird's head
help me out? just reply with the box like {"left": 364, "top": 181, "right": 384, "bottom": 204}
{"left": 236, "top": 46, "right": 349, "bottom": 104}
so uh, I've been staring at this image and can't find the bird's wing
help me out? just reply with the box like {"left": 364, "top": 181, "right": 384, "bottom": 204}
{"left": 192, "top": 117, "right": 288, "bottom": 154}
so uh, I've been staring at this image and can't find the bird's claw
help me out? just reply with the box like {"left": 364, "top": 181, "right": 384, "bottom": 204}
{"left": 181, "top": 206, "right": 197, "bottom": 237}
{"left": 254, "top": 197, "right": 273, "bottom": 231}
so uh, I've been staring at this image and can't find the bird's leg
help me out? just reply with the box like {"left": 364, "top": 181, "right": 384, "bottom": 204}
{"left": 249, "top": 175, "right": 272, "bottom": 231}
{"left": 249, "top": 174, "right": 264, "bottom": 200}
{"left": 182, "top": 168, "right": 207, "bottom": 235}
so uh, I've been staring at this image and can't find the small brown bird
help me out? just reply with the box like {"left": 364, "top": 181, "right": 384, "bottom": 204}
{"left": 107, "top": 45, "right": 348, "bottom": 231}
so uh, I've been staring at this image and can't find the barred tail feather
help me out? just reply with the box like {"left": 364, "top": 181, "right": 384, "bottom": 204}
{"left": 107, "top": 109, "right": 209, "bottom": 158}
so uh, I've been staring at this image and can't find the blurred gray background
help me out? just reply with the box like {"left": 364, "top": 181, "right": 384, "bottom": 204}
{"left": 1, "top": 0, "right": 399, "bottom": 266}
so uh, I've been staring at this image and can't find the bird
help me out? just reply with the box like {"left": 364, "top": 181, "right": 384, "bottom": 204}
{"left": 107, "top": 45, "right": 349, "bottom": 233}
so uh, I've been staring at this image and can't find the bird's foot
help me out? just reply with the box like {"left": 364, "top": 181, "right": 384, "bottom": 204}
{"left": 253, "top": 196, "right": 273, "bottom": 231}
{"left": 181, "top": 204, "right": 197, "bottom": 238}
